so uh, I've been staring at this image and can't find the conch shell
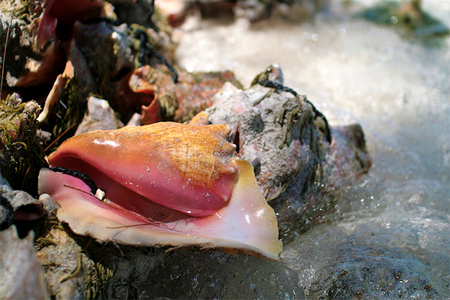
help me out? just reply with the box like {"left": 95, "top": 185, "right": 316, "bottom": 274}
{"left": 38, "top": 116, "right": 282, "bottom": 259}
{"left": 46, "top": 121, "right": 237, "bottom": 217}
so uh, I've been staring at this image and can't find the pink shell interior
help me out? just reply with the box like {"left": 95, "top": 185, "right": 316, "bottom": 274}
{"left": 38, "top": 159, "right": 282, "bottom": 259}
{"left": 48, "top": 154, "right": 236, "bottom": 218}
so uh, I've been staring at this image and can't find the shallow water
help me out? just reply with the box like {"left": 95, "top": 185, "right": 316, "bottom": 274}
{"left": 176, "top": 0, "right": 450, "bottom": 297}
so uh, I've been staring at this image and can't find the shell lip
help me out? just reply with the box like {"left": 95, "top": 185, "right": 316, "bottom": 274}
{"left": 38, "top": 158, "right": 283, "bottom": 260}
{"left": 43, "top": 166, "right": 194, "bottom": 223}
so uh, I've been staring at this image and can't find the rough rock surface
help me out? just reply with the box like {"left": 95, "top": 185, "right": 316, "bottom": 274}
{"left": 281, "top": 202, "right": 448, "bottom": 299}
{"left": 0, "top": 226, "right": 48, "bottom": 299}
{"left": 0, "top": 171, "right": 44, "bottom": 228}
{"left": 90, "top": 243, "right": 305, "bottom": 299}
{"left": 35, "top": 216, "right": 103, "bottom": 300}
{"left": 206, "top": 65, "right": 371, "bottom": 238}
{"left": 207, "top": 68, "right": 327, "bottom": 202}
{"left": 75, "top": 96, "right": 124, "bottom": 135}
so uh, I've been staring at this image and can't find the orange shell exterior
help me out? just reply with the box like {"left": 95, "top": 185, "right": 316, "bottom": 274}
{"left": 48, "top": 121, "right": 238, "bottom": 216}
{"left": 65, "top": 122, "right": 236, "bottom": 186}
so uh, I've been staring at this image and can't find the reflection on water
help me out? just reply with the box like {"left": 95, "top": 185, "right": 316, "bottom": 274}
{"left": 176, "top": 0, "right": 450, "bottom": 297}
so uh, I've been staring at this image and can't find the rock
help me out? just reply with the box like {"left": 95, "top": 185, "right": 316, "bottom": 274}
{"left": 308, "top": 247, "right": 440, "bottom": 299}
{"left": 36, "top": 224, "right": 102, "bottom": 300}
{"left": 116, "top": 64, "right": 241, "bottom": 124}
{"left": 0, "top": 226, "right": 49, "bottom": 299}
{"left": 92, "top": 244, "right": 305, "bottom": 299}
{"left": 0, "top": 171, "right": 44, "bottom": 233}
{"left": 281, "top": 202, "right": 449, "bottom": 299}
{"left": 206, "top": 65, "right": 371, "bottom": 238}
{"left": 357, "top": 0, "right": 450, "bottom": 38}
{"left": 234, "top": 0, "right": 330, "bottom": 23}
{"left": 207, "top": 66, "right": 327, "bottom": 201}
{"left": 35, "top": 192, "right": 109, "bottom": 299}
{"left": 0, "top": 193, "right": 14, "bottom": 231}
{"left": 75, "top": 96, "right": 124, "bottom": 135}
{"left": 324, "top": 124, "right": 372, "bottom": 188}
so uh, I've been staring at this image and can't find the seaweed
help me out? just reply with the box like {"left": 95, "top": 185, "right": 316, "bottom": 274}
{"left": 0, "top": 96, "right": 48, "bottom": 195}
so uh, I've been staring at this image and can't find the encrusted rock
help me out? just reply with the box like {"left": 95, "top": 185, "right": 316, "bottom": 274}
{"left": 115, "top": 64, "right": 241, "bottom": 124}
{"left": 207, "top": 74, "right": 325, "bottom": 201}
{"left": 36, "top": 224, "right": 106, "bottom": 300}
{"left": 207, "top": 65, "right": 371, "bottom": 237}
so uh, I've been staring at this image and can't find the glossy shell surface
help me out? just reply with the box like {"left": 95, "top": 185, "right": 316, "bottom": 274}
{"left": 48, "top": 122, "right": 238, "bottom": 217}
{"left": 39, "top": 159, "right": 282, "bottom": 259}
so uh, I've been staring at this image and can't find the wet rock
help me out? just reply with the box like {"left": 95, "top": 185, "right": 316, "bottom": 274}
{"left": 92, "top": 244, "right": 304, "bottom": 299}
{"left": 0, "top": 226, "right": 49, "bottom": 299}
{"left": 324, "top": 124, "right": 372, "bottom": 188}
{"left": 308, "top": 246, "right": 440, "bottom": 299}
{"left": 281, "top": 199, "right": 450, "bottom": 299}
{"left": 273, "top": 123, "right": 371, "bottom": 238}
{"left": 206, "top": 65, "right": 370, "bottom": 237}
